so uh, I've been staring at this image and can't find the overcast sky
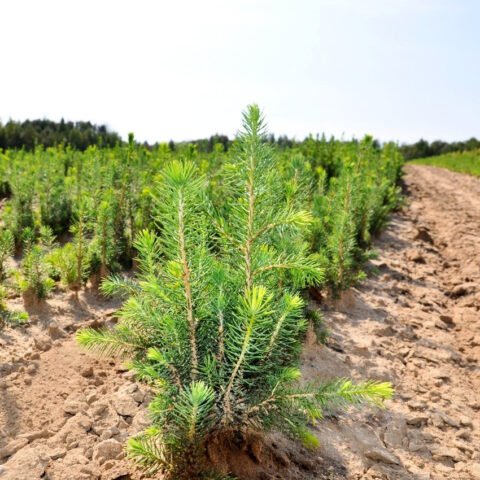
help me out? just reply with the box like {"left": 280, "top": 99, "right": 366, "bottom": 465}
{"left": 1, "top": 0, "right": 478, "bottom": 143}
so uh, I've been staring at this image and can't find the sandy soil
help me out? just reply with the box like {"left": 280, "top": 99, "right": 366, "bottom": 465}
{"left": 0, "top": 165, "right": 479, "bottom": 479}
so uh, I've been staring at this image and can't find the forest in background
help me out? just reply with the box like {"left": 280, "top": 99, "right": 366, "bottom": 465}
{"left": 1, "top": 118, "right": 478, "bottom": 159}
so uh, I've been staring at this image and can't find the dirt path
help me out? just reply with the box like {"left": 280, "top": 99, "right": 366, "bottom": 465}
{"left": 0, "top": 165, "right": 479, "bottom": 479}
{"left": 305, "top": 165, "right": 480, "bottom": 479}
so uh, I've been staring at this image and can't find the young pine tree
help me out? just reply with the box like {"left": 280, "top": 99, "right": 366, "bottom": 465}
{"left": 323, "top": 170, "right": 361, "bottom": 290}
{"left": 78, "top": 106, "right": 392, "bottom": 479}
{"left": 10, "top": 177, "right": 35, "bottom": 243}
{"left": 0, "top": 228, "right": 15, "bottom": 280}
{"left": 0, "top": 286, "right": 28, "bottom": 330}
{"left": 38, "top": 151, "right": 72, "bottom": 234}
{"left": 70, "top": 199, "right": 92, "bottom": 295}
{"left": 313, "top": 138, "right": 403, "bottom": 293}
{"left": 46, "top": 243, "right": 78, "bottom": 291}
{"left": 90, "top": 191, "right": 118, "bottom": 275}
{"left": 19, "top": 226, "right": 56, "bottom": 305}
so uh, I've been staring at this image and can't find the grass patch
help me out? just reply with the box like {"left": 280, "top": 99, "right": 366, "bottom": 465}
{"left": 411, "top": 150, "right": 480, "bottom": 176}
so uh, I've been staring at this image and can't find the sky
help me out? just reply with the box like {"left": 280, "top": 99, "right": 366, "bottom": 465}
{"left": 0, "top": 0, "right": 479, "bottom": 144}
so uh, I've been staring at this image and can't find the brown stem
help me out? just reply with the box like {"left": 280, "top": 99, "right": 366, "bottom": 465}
{"left": 178, "top": 192, "right": 198, "bottom": 380}
{"left": 216, "top": 309, "right": 225, "bottom": 362}
{"left": 244, "top": 155, "right": 255, "bottom": 291}
{"left": 222, "top": 312, "right": 255, "bottom": 423}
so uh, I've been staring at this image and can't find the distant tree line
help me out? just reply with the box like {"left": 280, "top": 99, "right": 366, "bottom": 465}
{"left": 0, "top": 119, "right": 122, "bottom": 151}
{"left": 165, "top": 135, "right": 480, "bottom": 159}
{"left": 167, "top": 134, "right": 231, "bottom": 153}
{"left": 399, "top": 137, "right": 480, "bottom": 160}
{"left": 167, "top": 133, "right": 300, "bottom": 153}
{"left": 0, "top": 120, "right": 301, "bottom": 153}
{"left": 2, "top": 119, "right": 477, "bottom": 161}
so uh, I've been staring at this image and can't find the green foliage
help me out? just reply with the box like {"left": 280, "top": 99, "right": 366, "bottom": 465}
{"left": 0, "top": 118, "right": 121, "bottom": 151}
{"left": 306, "top": 310, "right": 329, "bottom": 344}
{"left": 311, "top": 137, "right": 403, "bottom": 292}
{"left": 69, "top": 199, "right": 93, "bottom": 291}
{"left": 39, "top": 174, "right": 71, "bottom": 234}
{"left": 0, "top": 117, "right": 402, "bottom": 300}
{"left": 77, "top": 107, "right": 393, "bottom": 479}
{"left": 411, "top": 150, "right": 480, "bottom": 176}
{"left": 18, "top": 226, "right": 56, "bottom": 302}
{"left": 47, "top": 243, "right": 78, "bottom": 289}
{"left": 0, "top": 141, "right": 166, "bottom": 282}
{"left": 400, "top": 137, "right": 480, "bottom": 161}
{"left": 0, "top": 228, "right": 14, "bottom": 280}
{"left": 88, "top": 192, "right": 120, "bottom": 279}
{"left": 0, "top": 286, "right": 29, "bottom": 330}
{"left": 9, "top": 178, "right": 35, "bottom": 242}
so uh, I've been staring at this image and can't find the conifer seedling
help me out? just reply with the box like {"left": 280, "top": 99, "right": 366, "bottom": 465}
{"left": 78, "top": 106, "right": 393, "bottom": 479}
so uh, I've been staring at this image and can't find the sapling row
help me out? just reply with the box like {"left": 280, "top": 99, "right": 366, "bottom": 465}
{"left": 0, "top": 120, "right": 402, "bottom": 303}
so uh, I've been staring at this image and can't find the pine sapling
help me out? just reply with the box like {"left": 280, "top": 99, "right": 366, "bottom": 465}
{"left": 46, "top": 243, "right": 78, "bottom": 290}
{"left": 70, "top": 199, "right": 91, "bottom": 296}
{"left": 10, "top": 178, "right": 35, "bottom": 243}
{"left": 0, "top": 228, "right": 14, "bottom": 280}
{"left": 89, "top": 193, "right": 118, "bottom": 286}
{"left": 0, "top": 286, "right": 28, "bottom": 330}
{"left": 77, "top": 106, "right": 393, "bottom": 479}
{"left": 39, "top": 176, "right": 71, "bottom": 234}
{"left": 19, "top": 226, "right": 56, "bottom": 305}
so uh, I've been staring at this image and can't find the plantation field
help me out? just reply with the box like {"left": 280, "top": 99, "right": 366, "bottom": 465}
{"left": 411, "top": 150, "right": 480, "bottom": 176}
{"left": 0, "top": 108, "right": 479, "bottom": 480}
{"left": 0, "top": 106, "right": 402, "bottom": 479}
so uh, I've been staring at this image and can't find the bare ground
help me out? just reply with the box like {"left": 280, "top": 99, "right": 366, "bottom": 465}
{"left": 0, "top": 165, "right": 479, "bottom": 479}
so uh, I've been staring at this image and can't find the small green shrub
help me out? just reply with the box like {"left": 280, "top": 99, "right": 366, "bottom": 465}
{"left": 78, "top": 106, "right": 392, "bottom": 479}
{"left": 0, "top": 228, "right": 15, "bottom": 280}
{"left": 9, "top": 178, "right": 35, "bottom": 242}
{"left": 19, "top": 226, "right": 56, "bottom": 303}
{"left": 89, "top": 193, "right": 119, "bottom": 281}
{"left": 0, "top": 285, "right": 29, "bottom": 330}
{"left": 47, "top": 243, "right": 78, "bottom": 290}
{"left": 70, "top": 199, "right": 92, "bottom": 292}
{"left": 311, "top": 138, "right": 403, "bottom": 293}
{"left": 39, "top": 177, "right": 72, "bottom": 234}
